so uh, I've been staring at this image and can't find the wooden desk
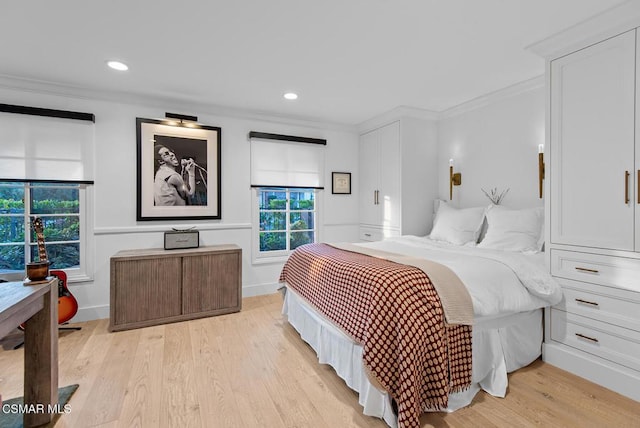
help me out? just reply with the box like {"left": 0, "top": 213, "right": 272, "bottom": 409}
{"left": 0, "top": 278, "right": 58, "bottom": 427}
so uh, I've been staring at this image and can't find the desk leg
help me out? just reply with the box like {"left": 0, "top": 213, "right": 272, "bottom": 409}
{"left": 24, "top": 284, "right": 58, "bottom": 427}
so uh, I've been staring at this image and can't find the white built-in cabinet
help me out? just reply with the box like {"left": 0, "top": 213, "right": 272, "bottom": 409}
{"left": 550, "top": 30, "right": 636, "bottom": 251}
{"left": 358, "top": 118, "right": 436, "bottom": 242}
{"left": 546, "top": 28, "right": 640, "bottom": 401}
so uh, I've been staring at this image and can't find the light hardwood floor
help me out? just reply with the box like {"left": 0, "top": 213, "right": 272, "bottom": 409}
{"left": 1, "top": 293, "right": 639, "bottom": 427}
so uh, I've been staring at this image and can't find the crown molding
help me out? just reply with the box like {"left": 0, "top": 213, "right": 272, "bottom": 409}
{"left": 0, "top": 72, "right": 546, "bottom": 133}
{"left": 439, "top": 75, "right": 544, "bottom": 120}
{"left": 527, "top": 0, "right": 640, "bottom": 60}
{"left": 0, "top": 74, "right": 357, "bottom": 133}
{"left": 357, "top": 105, "right": 439, "bottom": 134}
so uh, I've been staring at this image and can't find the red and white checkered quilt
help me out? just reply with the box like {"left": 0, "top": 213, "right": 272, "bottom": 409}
{"left": 280, "top": 243, "right": 473, "bottom": 428}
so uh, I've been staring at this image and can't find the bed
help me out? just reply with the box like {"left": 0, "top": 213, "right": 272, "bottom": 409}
{"left": 279, "top": 204, "right": 563, "bottom": 428}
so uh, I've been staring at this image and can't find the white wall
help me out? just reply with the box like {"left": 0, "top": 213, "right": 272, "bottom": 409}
{"left": 0, "top": 83, "right": 360, "bottom": 321}
{"left": 437, "top": 85, "right": 545, "bottom": 210}
{"left": 0, "top": 78, "right": 546, "bottom": 321}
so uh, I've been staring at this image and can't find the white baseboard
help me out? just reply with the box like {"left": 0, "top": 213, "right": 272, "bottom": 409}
{"left": 72, "top": 305, "right": 110, "bottom": 323}
{"left": 543, "top": 342, "right": 640, "bottom": 402}
{"left": 241, "top": 282, "right": 282, "bottom": 298}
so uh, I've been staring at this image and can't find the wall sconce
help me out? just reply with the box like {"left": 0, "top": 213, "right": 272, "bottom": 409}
{"left": 538, "top": 144, "right": 545, "bottom": 198}
{"left": 449, "top": 159, "right": 462, "bottom": 200}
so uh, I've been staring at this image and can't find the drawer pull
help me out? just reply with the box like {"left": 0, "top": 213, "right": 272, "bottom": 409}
{"left": 575, "top": 333, "right": 599, "bottom": 343}
{"left": 364, "top": 233, "right": 372, "bottom": 237}
{"left": 625, "top": 170, "right": 630, "bottom": 204}
{"left": 575, "top": 267, "right": 599, "bottom": 274}
{"left": 575, "top": 298, "right": 599, "bottom": 307}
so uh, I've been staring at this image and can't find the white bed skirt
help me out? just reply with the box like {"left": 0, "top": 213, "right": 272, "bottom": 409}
{"left": 282, "top": 287, "right": 543, "bottom": 428}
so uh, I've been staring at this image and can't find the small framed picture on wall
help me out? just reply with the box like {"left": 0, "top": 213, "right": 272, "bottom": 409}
{"left": 332, "top": 172, "right": 351, "bottom": 194}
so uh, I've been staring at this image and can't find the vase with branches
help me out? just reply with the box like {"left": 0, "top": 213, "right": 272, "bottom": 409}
{"left": 481, "top": 187, "right": 509, "bottom": 205}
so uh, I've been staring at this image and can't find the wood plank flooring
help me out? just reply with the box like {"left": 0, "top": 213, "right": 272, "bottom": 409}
{"left": 1, "top": 293, "right": 639, "bottom": 427}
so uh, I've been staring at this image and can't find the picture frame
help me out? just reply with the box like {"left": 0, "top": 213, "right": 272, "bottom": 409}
{"left": 136, "top": 117, "right": 221, "bottom": 221}
{"left": 331, "top": 172, "right": 351, "bottom": 194}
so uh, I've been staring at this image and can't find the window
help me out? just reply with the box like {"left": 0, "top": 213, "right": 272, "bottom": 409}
{"left": 0, "top": 181, "right": 92, "bottom": 282}
{"left": 255, "top": 188, "right": 317, "bottom": 261}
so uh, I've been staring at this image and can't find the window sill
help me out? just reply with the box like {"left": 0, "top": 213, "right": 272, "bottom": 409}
{"left": 252, "top": 254, "right": 290, "bottom": 266}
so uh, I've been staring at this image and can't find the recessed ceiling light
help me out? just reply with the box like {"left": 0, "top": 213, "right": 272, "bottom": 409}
{"left": 107, "top": 60, "right": 129, "bottom": 71}
{"left": 284, "top": 92, "right": 298, "bottom": 100}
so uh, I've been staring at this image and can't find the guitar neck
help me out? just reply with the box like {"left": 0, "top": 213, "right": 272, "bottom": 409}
{"left": 36, "top": 230, "right": 48, "bottom": 262}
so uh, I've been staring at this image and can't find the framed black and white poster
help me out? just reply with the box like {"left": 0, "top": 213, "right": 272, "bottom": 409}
{"left": 136, "top": 117, "right": 221, "bottom": 221}
{"left": 331, "top": 172, "right": 351, "bottom": 194}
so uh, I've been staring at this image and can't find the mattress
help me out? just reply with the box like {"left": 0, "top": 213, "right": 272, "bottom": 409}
{"left": 283, "top": 286, "right": 543, "bottom": 428}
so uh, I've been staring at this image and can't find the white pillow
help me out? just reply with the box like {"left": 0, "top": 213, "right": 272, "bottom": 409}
{"left": 429, "top": 203, "right": 487, "bottom": 246}
{"left": 477, "top": 205, "right": 544, "bottom": 252}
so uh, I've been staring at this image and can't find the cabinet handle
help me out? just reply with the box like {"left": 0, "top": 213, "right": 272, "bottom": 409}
{"left": 364, "top": 233, "right": 372, "bottom": 237}
{"left": 625, "top": 171, "right": 630, "bottom": 204}
{"left": 575, "top": 333, "right": 599, "bottom": 343}
{"left": 375, "top": 190, "right": 379, "bottom": 205}
{"left": 575, "top": 266, "right": 599, "bottom": 274}
{"left": 575, "top": 298, "right": 599, "bottom": 307}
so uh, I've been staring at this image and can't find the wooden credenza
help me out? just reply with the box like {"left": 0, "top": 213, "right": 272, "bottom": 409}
{"left": 109, "top": 244, "right": 242, "bottom": 332}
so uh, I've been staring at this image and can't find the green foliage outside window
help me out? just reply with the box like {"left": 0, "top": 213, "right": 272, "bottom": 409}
{"left": 258, "top": 189, "right": 315, "bottom": 253}
{"left": 0, "top": 184, "right": 81, "bottom": 273}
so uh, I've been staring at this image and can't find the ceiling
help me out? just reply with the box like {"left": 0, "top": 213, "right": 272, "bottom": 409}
{"left": 0, "top": 0, "right": 628, "bottom": 126}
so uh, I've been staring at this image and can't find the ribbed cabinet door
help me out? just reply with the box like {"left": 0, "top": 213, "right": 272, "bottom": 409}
{"left": 550, "top": 30, "right": 636, "bottom": 250}
{"left": 113, "top": 257, "right": 182, "bottom": 325}
{"left": 182, "top": 252, "right": 241, "bottom": 314}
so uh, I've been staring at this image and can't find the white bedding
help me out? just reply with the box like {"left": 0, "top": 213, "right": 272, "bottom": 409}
{"left": 357, "top": 235, "right": 562, "bottom": 317}
{"left": 281, "top": 235, "right": 562, "bottom": 427}
{"left": 284, "top": 288, "right": 543, "bottom": 428}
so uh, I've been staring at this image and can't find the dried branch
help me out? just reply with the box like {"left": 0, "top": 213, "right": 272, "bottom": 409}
{"left": 481, "top": 187, "right": 509, "bottom": 205}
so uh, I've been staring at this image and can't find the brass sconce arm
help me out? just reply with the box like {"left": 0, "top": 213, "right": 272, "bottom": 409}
{"left": 449, "top": 163, "right": 462, "bottom": 200}
{"left": 538, "top": 151, "right": 545, "bottom": 199}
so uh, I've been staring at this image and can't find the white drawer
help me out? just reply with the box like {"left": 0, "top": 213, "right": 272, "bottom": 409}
{"left": 358, "top": 226, "right": 399, "bottom": 242}
{"left": 551, "top": 249, "right": 640, "bottom": 293}
{"left": 359, "top": 226, "right": 382, "bottom": 242}
{"left": 555, "top": 278, "right": 640, "bottom": 332}
{"left": 551, "top": 309, "right": 640, "bottom": 372}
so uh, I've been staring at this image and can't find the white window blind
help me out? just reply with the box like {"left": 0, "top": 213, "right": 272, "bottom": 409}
{"left": 249, "top": 133, "right": 326, "bottom": 189}
{"left": 0, "top": 105, "right": 95, "bottom": 183}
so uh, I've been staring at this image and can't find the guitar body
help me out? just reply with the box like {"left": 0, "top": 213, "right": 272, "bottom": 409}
{"left": 17, "top": 220, "right": 80, "bottom": 338}
{"left": 50, "top": 270, "right": 79, "bottom": 324}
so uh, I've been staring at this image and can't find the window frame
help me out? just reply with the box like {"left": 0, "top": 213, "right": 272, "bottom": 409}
{"left": 252, "top": 187, "right": 320, "bottom": 264}
{"left": 0, "top": 181, "right": 94, "bottom": 283}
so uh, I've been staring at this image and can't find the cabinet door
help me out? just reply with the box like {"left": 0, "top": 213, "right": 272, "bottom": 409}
{"left": 636, "top": 32, "right": 640, "bottom": 251}
{"left": 359, "top": 129, "right": 380, "bottom": 226}
{"left": 113, "top": 257, "right": 182, "bottom": 325}
{"left": 377, "top": 121, "right": 401, "bottom": 230}
{"left": 550, "top": 30, "right": 636, "bottom": 251}
{"left": 182, "top": 252, "right": 241, "bottom": 314}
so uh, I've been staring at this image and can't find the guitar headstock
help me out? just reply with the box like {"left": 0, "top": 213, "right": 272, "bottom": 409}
{"left": 32, "top": 217, "right": 44, "bottom": 234}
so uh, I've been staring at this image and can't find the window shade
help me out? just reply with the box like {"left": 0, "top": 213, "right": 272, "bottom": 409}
{"left": 250, "top": 137, "right": 325, "bottom": 188}
{"left": 0, "top": 107, "right": 95, "bottom": 183}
